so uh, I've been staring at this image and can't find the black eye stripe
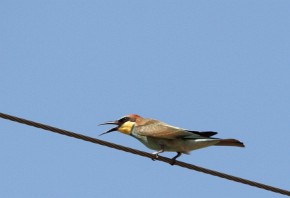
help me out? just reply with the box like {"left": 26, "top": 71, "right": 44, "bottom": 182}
{"left": 119, "top": 117, "right": 129, "bottom": 123}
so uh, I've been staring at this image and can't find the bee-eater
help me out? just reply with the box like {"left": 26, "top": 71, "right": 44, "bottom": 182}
{"left": 99, "top": 114, "right": 244, "bottom": 164}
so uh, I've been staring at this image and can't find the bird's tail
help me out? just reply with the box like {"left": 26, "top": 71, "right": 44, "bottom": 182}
{"left": 215, "top": 139, "right": 245, "bottom": 147}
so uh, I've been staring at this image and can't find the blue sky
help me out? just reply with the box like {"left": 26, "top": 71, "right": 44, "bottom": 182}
{"left": 1, "top": 1, "right": 290, "bottom": 197}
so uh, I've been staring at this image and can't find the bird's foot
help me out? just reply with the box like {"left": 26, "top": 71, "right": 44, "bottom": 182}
{"left": 170, "top": 159, "right": 176, "bottom": 166}
{"left": 151, "top": 146, "right": 164, "bottom": 161}
{"left": 170, "top": 152, "right": 182, "bottom": 166}
{"left": 151, "top": 152, "right": 160, "bottom": 161}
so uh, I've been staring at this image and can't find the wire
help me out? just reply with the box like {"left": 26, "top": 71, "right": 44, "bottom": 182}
{"left": 1, "top": 112, "right": 289, "bottom": 196}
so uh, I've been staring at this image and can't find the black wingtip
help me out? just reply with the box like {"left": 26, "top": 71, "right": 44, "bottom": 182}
{"left": 187, "top": 130, "right": 218, "bottom": 137}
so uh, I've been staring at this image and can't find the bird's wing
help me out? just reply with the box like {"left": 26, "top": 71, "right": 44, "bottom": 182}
{"left": 185, "top": 130, "right": 218, "bottom": 138}
{"left": 135, "top": 119, "right": 217, "bottom": 139}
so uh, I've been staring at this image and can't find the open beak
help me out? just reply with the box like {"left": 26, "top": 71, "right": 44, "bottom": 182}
{"left": 98, "top": 121, "right": 119, "bottom": 136}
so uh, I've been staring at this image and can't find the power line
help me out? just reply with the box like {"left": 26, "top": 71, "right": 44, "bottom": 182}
{"left": 1, "top": 112, "right": 289, "bottom": 196}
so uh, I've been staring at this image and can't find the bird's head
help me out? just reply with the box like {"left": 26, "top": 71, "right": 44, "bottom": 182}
{"left": 99, "top": 114, "right": 141, "bottom": 136}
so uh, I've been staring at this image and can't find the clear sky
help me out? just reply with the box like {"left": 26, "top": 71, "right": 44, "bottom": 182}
{"left": 1, "top": 1, "right": 290, "bottom": 198}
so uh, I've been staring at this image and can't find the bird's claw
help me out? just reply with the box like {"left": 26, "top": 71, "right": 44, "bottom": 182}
{"left": 169, "top": 152, "right": 181, "bottom": 165}
{"left": 170, "top": 159, "right": 176, "bottom": 165}
{"left": 151, "top": 153, "right": 159, "bottom": 161}
{"left": 151, "top": 147, "right": 164, "bottom": 161}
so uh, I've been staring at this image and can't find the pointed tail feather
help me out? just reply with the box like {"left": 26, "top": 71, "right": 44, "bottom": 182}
{"left": 215, "top": 139, "right": 245, "bottom": 147}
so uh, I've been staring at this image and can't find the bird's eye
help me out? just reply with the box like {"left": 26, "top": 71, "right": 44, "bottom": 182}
{"left": 119, "top": 117, "right": 129, "bottom": 123}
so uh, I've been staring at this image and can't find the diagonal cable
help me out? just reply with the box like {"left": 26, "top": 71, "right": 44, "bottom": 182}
{"left": 0, "top": 112, "right": 289, "bottom": 196}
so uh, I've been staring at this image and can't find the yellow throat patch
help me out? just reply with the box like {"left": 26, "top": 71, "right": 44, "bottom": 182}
{"left": 118, "top": 121, "right": 135, "bottom": 135}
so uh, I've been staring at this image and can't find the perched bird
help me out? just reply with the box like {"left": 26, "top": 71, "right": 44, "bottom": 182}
{"left": 99, "top": 114, "right": 244, "bottom": 164}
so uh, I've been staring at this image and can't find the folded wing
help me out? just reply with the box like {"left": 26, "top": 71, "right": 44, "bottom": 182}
{"left": 135, "top": 119, "right": 218, "bottom": 139}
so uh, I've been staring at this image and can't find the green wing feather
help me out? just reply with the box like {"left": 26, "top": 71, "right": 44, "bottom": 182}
{"left": 135, "top": 119, "right": 218, "bottom": 139}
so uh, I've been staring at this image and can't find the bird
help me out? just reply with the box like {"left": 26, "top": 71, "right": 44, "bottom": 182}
{"left": 99, "top": 114, "right": 244, "bottom": 164}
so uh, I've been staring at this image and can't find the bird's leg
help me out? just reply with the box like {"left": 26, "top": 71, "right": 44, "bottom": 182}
{"left": 170, "top": 152, "right": 182, "bottom": 165}
{"left": 151, "top": 145, "right": 164, "bottom": 161}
